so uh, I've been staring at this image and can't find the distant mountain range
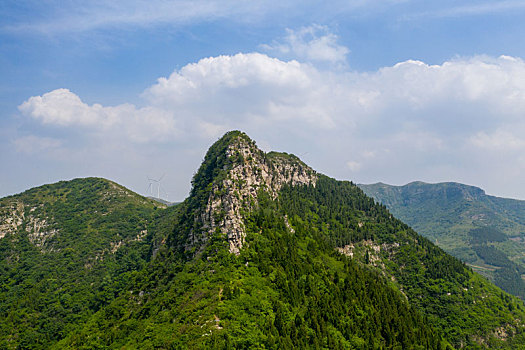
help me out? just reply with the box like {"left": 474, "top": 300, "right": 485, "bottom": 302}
{"left": 147, "top": 196, "right": 178, "bottom": 206}
{"left": 359, "top": 181, "right": 525, "bottom": 298}
{"left": 2, "top": 132, "right": 525, "bottom": 348}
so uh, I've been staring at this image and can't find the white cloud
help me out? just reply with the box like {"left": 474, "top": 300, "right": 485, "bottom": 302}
{"left": 17, "top": 52, "right": 525, "bottom": 199}
{"left": 19, "top": 89, "right": 118, "bottom": 127}
{"left": 143, "top": 53, "right": 336, "bottom": 129}
{"left": 144, "top": 53, "right": 312, "bottom": 105}
{"left": 22, "top": 54, "right": 525, "bottom": 143}
{"left": 19, "top": 88, "right": 177, "bottom": 143}
{"left": 262, "top": 25, "right": 349, "bottom": 65}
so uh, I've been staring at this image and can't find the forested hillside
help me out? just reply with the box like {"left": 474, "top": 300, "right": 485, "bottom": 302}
{"left": 0, "top": 178, "right": 177, "bottom": 348}
{"left": 2, "top": 131, "right": 525, "bottom": 349}
{"left": 359, "top": 182, "right": 525, "bottom": 299}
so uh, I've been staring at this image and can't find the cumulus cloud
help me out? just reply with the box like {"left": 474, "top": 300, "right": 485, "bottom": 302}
{"left": 262, "top": 25, "right": 349, "bottom": 65}
{"left": 19, "top": 89, "right": 119, "bottom": 127}
{"left": 21, "top": 54, "right": 525, "bottom": 145}
{"left": 361, "top": 56, "right": 525, "bottom": 114}
{"left": 143, "top": 53, "right": 337, "bottom": 130}
{"left": 18, "top": 52, "right": 525, "bottom": 198}
{"left": 144, "top": 53, "right": 313, "bottom": 105}
{"left": 19, "top": 88, "right": 177, "bottom": 143}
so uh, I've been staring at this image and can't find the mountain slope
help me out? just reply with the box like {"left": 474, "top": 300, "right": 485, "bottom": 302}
{"left": 0, "top": 178, "right": 176, "bottom": 348}
{"left": 358, "top": 181, "right": 525, "bottom": 298}
{"left": 54, "top": 132, "right": 450, "bottom": 349}
{"left": 59, "top": 132, "right": 525, "bottom": 349}
{"left": 2, "top": 132, "right": 525, "bottom": 349}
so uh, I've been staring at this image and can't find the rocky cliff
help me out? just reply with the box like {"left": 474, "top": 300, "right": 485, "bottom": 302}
{"left": 188, "top": 131, "right": 317, "bottom": 254}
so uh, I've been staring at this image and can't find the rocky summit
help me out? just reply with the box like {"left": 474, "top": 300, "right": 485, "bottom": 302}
{"left": 189, "top": 131, "right": 317, "bottom": 254}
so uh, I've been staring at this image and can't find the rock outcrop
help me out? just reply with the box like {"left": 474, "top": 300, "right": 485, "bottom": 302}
{"left": 0, "top": 201, "right": 25, "bottom": 239}
{"left": 191, "top": 131, "right": 317, "bottom": 254}
{"left": 0, "top": 200, "right": 58, "bottom": 249}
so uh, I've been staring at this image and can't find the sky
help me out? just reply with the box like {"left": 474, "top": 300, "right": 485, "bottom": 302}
{"left": 1, "top": 0, "right": 525, "bottom": 201}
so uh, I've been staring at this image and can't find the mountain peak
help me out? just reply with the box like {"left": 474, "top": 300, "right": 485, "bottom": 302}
{"left": 190, "top": 131, "right": 259, "bottom": 196}
{"left": 186, "top": 131, "right": 317, "bottom": 254}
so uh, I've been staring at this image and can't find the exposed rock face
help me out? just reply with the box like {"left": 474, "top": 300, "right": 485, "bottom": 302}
{"left": 0, "top": 201, "right": 58, "bottom": 248}
{"left": 337, "top": 240, "right": 400, "bottom": 265}
{"left": 27, "top": 215, "right": 58, "bottom": 248}
{"left": 195, "top": 132, "right": 317, "bottom": 254}
{"left": 0, "top": 201, "right": 25, "bottom": 239}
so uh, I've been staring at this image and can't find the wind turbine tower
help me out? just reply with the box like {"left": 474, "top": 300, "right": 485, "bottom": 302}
{"left": 146, "top": 174, "right": 166, "bottom": 200}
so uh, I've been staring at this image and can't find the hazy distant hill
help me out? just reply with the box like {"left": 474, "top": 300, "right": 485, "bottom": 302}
{"left": 3, "top": 133, "right": 525, "bottom": 348}
{"left": 147, "top": 196, "right": 179, "bottom": 206}
{"left": 359, "top": 181, "right": 525, "bottom": 298}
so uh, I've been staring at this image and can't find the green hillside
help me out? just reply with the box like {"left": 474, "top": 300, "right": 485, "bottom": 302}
{"left": 358, "top": 181, "right": 525, "bottom": 299}
{"left": 0, "top": 178, "right": 178, "bottom": 348}
{"left": 2, "top": 132, "right": 525, "bottom": 349}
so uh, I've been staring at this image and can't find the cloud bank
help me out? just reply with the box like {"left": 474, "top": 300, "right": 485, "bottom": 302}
{"left": 21, "top": 53, "right": 525, "bottom": 143}
{"left": 16, "top": 28, "right": 525, "bottom": 198}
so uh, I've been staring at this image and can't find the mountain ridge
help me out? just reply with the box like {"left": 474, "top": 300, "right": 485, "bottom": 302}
{"left": 2, "top": 132, "right": 525, "bottom": 348}
{"left": 358, "top": 181, "right": 525, "bottom": 299}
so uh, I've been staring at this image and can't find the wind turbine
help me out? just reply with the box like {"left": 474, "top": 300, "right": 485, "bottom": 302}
{"left": 147, "top": 174, "right": 166, "bottom": 200}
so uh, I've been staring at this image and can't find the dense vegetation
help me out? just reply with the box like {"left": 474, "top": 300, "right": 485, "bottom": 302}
{"left": 280, "top": 177, "right": 525, "bottom": 347}
{"left": 0, "top": 178, "right": 175, "bottom": 349}
{"left": 55, "top": 191, "right": 448, "bottom": 349}
{"left": 2, "top": 132, "right": 525, "bottom": 349}
{"left": 467, "top": 228, "right": 525, "bottom": 299}
{"left": 359, "top": 181, "right": 525, "bottom": 298}
{"left": 469, "top": 227, "right": 507, "bottom": 244}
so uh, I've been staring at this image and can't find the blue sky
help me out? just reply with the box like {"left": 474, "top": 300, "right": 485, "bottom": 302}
{"left": 2, "top": 0, "right": 525, "bottom": 200}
